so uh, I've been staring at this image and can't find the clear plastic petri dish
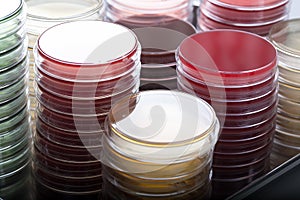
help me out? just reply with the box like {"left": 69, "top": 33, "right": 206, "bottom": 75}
{"left": 213, "top": 140, "right": 272, "bottom": 166}
{"left": 213, "top": 155, "right": 268, "bottom": 179}
{"left": 177, "top": 79, "right": 278, "bottom": 116}
{"left": 198, "top": 12, "right": 286, "bottom": 36}
{"left": 36, "top": 83, "right": 137, "bottom": 116}
{"left": 0, "top": 92, "right": 27, "bottom": 122}
{"left": 0, "top": 131, "right": 29, "bottom": 161}
{"left": 177, "top": 30, "right": 277, "bottom": 86}
{"left": 140, "top": 77, "right": 178, "bottom": 90}
{"left": 34, "top": 165, "right": 102, "bottom": 195}
{"left": 35, "top": 64, "right": 141, "bottom": 100}
{"left": 37, "top": 103, "right": 106, "bottom": 134}
{"left": 25, "top": 0, "right": 104, "bottom": 48}
{"left": 177, "top": 64, "right": 278, "bottom": 101}
{"left": 0, "top": 74, "right": 26, "bottom": 104}
{"left": 277, "top": 112, "right": 300, "bottom": 133}
{"left": 201, "top": 0, "right": 289, "bottom": 24}
{"left": 141, "top": 63, "right": 177, "bottom": 80}
{"left": 0, "top": 37, "right": 28, "bottom": 72}
{"left": 34, "top": 129, "right": 102, "bottom": 163}
{"left": 216, "top": 126, "right": 274, "bottom": 152}
{"left": 105, "top": 0, "right": 191, "bottom": 23}
{"left": 0, "top": 24, "right": 25, "bottom": 54}
{"left": 36, "top": 118, "right": 102, "bottom": 148}
{"left": 0, "top": 0, "right": 26, "bottom": 40}
{"left": 34, "top": 148, "right": 102, "bottom": 179}
{"left": 272, "top": 138, "right": 300, "bottom": 158}
{"left": 34, "top": 21, "right": 140, "bottom": 82}
{"left": 208, "top": 0, "right": 289, "bottom": 10}
{"left": 278, "top": 95, "right": 300, "bottom": 119}
{"left": 0, "top": 55, "right": 28, "bottom": 89}
{"left": 275, "top": 128, "right": 300, "bottom": 147}
{"left": 0, "top": 146, "right": 30, "bottom": 179}
{"left": 0, "top": 116, "right": 29, "bottom": 148}
{"left": 0, "top": 106, "right": 28, "bottom": 134}
{"left": 279, "top": 81, "right": 300, "bottom": 103}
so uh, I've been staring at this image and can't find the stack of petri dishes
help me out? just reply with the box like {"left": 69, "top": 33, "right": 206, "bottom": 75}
{"left": 176, "top": 30, "right": 278, "bottom": 198}
{"left": 32, "top": 21, "right": 141, "bottom": 198}
{"left": 116, "top": 16, "right": 196, "bottom": 90}
{"left": 269, "top": 19, "right": 300, "bottom": 168}
{"left": 25, "top": 0, "right": 104, "bottom": 122}
{"left": 102, "top": 90, "right": 220, "bottom": 200}
{"left": 198, "top": 0, "right": 290, "bottom": 36}
{"left": 105, "top": 0, "right": 191, "bottom": 23}
{"left": 0, "top": 0, "right": 31, "bottom": 199}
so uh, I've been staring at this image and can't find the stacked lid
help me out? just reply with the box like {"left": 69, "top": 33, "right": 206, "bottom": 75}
{"left": 33, "top": 21, "right": 141, "bottom": 196}
{"left": 105, "top": 0, "right": 191, "bottom": 24}
{"left": 176, "top": 30, "right": 278, "bottom": 198}
{"left": 102, "top": 90, "right": 220, "bottom": 199}
{"left": 116, "top": 16, "right": 197, "bottom": 90}
{"left": 268, "top": 19, "right": 300, "bottom": 168}
{"left": 0, "top": 0, "right": 31, "bottom": 197}
{"left": 198, "top": 0, "right": 290, "bottom": 36}
{"left": 25, "top": 0, "right": 104, "bottom": 122}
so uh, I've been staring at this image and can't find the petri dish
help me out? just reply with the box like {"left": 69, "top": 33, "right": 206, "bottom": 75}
{"left": 209, "top": 0, "right": 288, "bottom": 10}
{"left": 0, "top": 37, "right": 28, "bottom": 72}
{"left": 0, "top": 0, "right": 26, "bottom": 40}
{"left": 0, "top": 74, "right": 26, "bottom": 104}
{"left": 35, "top": 21, "right": 140, "bottom": 82}
{"left": 0, "top": 92, "right": 27, "bottom": 122}
{"left": 0, "top": 106, "right": 28, "bottom": 134}
{"left": 26, "top": 0, "right": 104, "bottom": 48}
{"left": 0, "top": 24, "right": 25, "bottom": 54}
{"left": 177, "top": 30, "right": 277, "bottom": 86}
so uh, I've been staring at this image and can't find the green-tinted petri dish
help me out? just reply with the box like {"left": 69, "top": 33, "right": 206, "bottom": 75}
{"left": 0, "top": 24, "right": 25, "bottom": 55}
{"left": 0, "top": 37, "right": 28, "bottom": 72}
{"left": 0, "top": 131, "right": 29, "bottom": 161}
{"left": 0, "top": 116, "right": 29, "bottom": 148}
{"left": 0, "top": 53, "right": 28, "bottom": 88}
{"left": 0, "top": 0, "right": 26, "bottom": 40}
{"left": 0, "top": 106, "right": 28, "bottom": 134}
{"left": 0, "top": 92, "right": 27, "bottom": 122}
{"left": 0, "top": 146, "right": 30, "bottom": 180}
{"left": 0, "top": 74, "right": 27, "bottom": 104}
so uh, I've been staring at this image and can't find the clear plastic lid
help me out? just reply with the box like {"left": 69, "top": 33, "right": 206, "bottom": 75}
{"left": 177, "top": 30, "right": 277, "bottom": 86}
{"left": 105, "top": 0, "right": 190, "bottom": 22}
{"left": 26, "top": 0, "right": 103, "bottom": 37}
{"left": 209, "top": 0, "right": 289, "bottom": 10}
{"left": 103, "top": 90, "right": 219, "bottom": 173}
{"left": 269, "top": 19, "right": 300, "bottom": 71}
{"left": 35, "top": 21, "right": 140, "bottom": 82}
{"left": 35, "top": 63, "right": 140, "bottom": 100}
{"left": 0, "top": 55, "right": 28, "bottom": 89}
{"left": 0, "top": 92, "right": 27, "bottom": 122}
{"left": 0, "top": 106, "right": 28, "bottom": 134}
{"left": 0, "top": 75, "right": 26, "bottom": 104}
{"left": 201, "top": 0, "right": 289, "bottom": 27}
{"left": 0, "top": 0, "right": 26, "bottom": 40}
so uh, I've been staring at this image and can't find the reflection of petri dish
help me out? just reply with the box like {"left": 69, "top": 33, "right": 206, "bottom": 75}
{"left": 177, "top": 30, "right": 277, "bottom": 86}
{"left": 140, "top": 77, "right": 177, "bottom": 90}
{"left": 35, "top": 21, "right": 140, "bottom": 82}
